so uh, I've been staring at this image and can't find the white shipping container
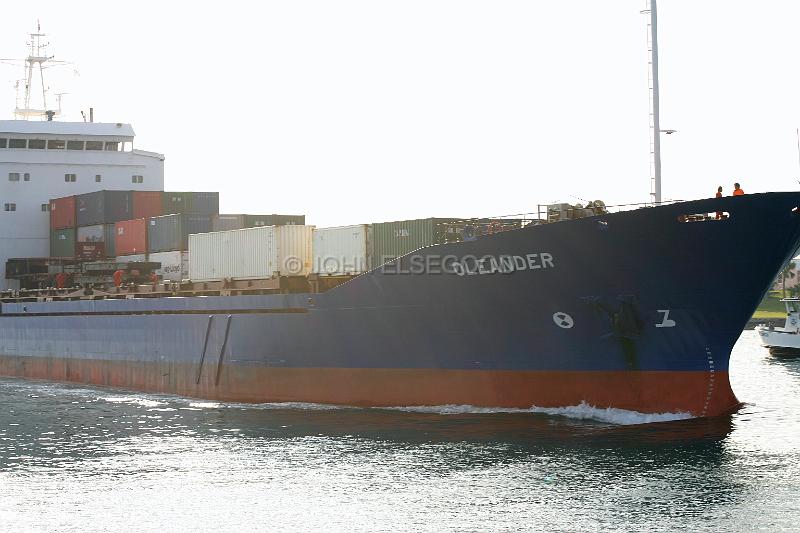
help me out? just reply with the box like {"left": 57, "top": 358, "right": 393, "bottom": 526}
{"left": 77, "top": 224, "right": 106, "bottom": 242}
{"left": 149, "top": 250, "right": 189, "bottom": 282}
{"left": 189, "top": 225, "right": 314, "bottom": 281}
{"left": 312, "top": 224, "right": 370, "bottom": 275}
{"left": 116, "top": 253, "right": 147, "bottom": 263}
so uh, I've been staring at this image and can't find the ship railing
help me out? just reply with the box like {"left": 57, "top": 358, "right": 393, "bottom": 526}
{"left": 434, "top": 199, "right": 686, "bottom": 243}
{"left": 468, "top": 199, "right": 685, "bottom": 227}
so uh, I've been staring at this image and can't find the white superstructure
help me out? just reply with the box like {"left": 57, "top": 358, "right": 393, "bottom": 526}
{"left": 0, "top": 121, "right": 165, "bottom": 288}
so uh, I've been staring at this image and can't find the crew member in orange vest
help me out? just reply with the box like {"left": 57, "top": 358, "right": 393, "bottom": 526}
{"left": 715, "top": 185, "right": 724, "bottom": 219}
{"left": 733, "top": 182, "right": 745, "bottom": 196}
{"left": 112, "top": 269, "right": 124, "bottom": 288}
{"left": 55, "top": 272, "right": 66, "bottom": 289}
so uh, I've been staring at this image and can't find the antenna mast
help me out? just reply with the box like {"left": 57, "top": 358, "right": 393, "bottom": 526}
{"left": 643, "top": 0, "right": 662, "bottom": 204}
{"left": 12, "top": 22, "right": 62, "bottom": 121}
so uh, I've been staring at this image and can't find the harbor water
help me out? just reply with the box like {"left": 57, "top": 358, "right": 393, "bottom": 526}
{"left": 0, "top": 330, "right": 798, "bottom": 532}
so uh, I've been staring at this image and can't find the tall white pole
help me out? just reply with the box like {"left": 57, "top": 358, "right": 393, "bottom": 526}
{"left": 650, "top": 0, "right": 662, "bottom": 204}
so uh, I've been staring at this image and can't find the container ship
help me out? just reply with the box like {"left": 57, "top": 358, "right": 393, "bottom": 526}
{"left": 2, "top": 190, "right": 800, "bottom": 418}
{"left": 3, "top": 26, "right": 800, "bottom": 418}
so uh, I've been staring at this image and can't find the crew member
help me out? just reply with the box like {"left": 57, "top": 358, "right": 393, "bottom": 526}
{"left": 715, "top": 186, "right": 723, "bottom": 219}
{"left": 112, "top": 269, "right": 124, "bottom": 288}
{"left": 733, "top": 182, "right": 745, "bottom": 196}
{"left": 55, "top": 272, "right": 66, "bottom": 289}
{"left": 149, "top": 272, "right": 158, "bottom": 284}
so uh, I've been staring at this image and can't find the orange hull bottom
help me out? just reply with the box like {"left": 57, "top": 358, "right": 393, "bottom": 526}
{"left": 0, "top": 356, "right": 740, "bottom": 418}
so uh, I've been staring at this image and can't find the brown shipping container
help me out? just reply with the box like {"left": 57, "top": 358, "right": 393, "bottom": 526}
{"left": 50, "top": 196, "right": 76, "bottom": 230}
{"left": 115, "top": 218, "right": 148, "bottom": 256}
{"left": 133, "top": 191, "right": 164, "bottom": 219}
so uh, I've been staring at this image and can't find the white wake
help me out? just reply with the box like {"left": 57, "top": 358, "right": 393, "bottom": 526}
{"left": 383, "top": 401, "right": 693, "bottom": 425}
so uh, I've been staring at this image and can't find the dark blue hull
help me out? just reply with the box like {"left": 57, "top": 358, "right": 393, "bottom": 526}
{"left": 2, "top": 193, "right": 799, "bottom": 416}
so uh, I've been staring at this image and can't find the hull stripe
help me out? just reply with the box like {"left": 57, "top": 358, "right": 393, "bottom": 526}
{"left": 0, "top": 356, "right": 740, "bottom": 417}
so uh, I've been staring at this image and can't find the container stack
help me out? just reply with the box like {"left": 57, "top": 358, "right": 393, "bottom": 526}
{"left": 50, "top": 189, "right": 521, "bottom": 284}
{"left": 49, "top": 196, "right": 77, "bottom": 258}
{"left": 131, "top": 193, "right": 219, "bottom": 280}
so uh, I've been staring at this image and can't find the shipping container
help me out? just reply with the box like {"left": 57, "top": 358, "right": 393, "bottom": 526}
{"left": 149, "top": 251, "right": 189, "bottom": 282}
{"left": 50, "top": 196, "right": 76, "bottom": 230}
{"left": 189, "top": 225, "right": 313, "bottom": 281}
{"left": 116, "top": 253, "right": 147, "bottom": 263}
{"left": 312, "top": 224, "right": 370, "bottom": 275}
{"left": 76, "top": 223, "right": 116, "bottom": 257}
{"left": 50, "top": 228, "right": 76, "bottom": 258}
{"left": 76, "top": 242, "right": 106, "bottom": 261}
{"left": 189, "top": 192, "right": 219, "bottom": 215}
{"left": 115, "top": 218, "right": 148, "bottom": 256}
{"left": 245, "top": 214, "right": 305, "bottom": 227}
{"left": 212, "top": 214, "right": 246, "bottom": 232}
{"left": 76, "top": 190, "right": 133, "bottom": 226}
{"left": 148, "top": 213, "right": 213, "bottom": 253}
{"left": 213, "top": 213, "right": 307, "bottom": 231}
{"left": 132, "top": 191, "right": 163, "bottom": 219}
{"left": 162, "top": 191, "right": 220, "bottom": 215}
{"left": 370, "top": 218, "right": 465, "bottom": 267}
{"left": 162, "top": 192, "right": 189, "bottom": 215}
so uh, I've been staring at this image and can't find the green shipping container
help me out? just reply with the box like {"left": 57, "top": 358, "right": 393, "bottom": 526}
{"left": 369, "top": 218, "right": 463, "bottom": 268}
{"left": 50, "top": 228, "right": 76, "bottom": 258}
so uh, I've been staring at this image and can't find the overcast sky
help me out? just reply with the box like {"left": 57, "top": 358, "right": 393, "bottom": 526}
{"left": 2, "top": 1, "right": 799, "bottom": 226}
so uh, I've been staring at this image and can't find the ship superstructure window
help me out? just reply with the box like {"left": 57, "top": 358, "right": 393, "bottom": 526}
{"left": 4, "top": 204, "right": 16, "bottom": 212}
{"left": 85, "top": 141, "right": 103, "bottom": 150}
{"left": 65, "top": 173, "right": 77, "bottom": 182}
{"left": 105, "top": 142, "right": 119, "bottom": 151}
{"left": 41, "top": 203, "right": 50, "bottom": 212}
{"left": 0, "top": 139, "right": 6, "bottom": 148}
{"left": 8, "top": 139, "right": 26, "bottom": 148}
{"left": 8, "top": 173, "right": 19, "bottom": 182}
{"left": 132, "top": 175, "right": 143, "bottom": 184}
{"left": 28, "top": 139, "right": 45, "bottom": 149}
{"left": 47, "top": 139, "right": 65, "bottom": 149}
{"left": 66, "top": 141, "right": 84, "bottom": 150}
{"left": 95, "top": 175, "right": 102, "bottom": 182}
{"left": 23, "top": 173, "right": 30, "bottom": 182}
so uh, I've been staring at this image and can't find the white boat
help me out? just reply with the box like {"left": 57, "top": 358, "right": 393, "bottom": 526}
{"left": 756, "top": 298, "right": 800, "bottom": 355}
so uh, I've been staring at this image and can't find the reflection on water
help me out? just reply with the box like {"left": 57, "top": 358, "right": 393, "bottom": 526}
{"left": 0, "top": 331, "right": 798, "bottom": 532}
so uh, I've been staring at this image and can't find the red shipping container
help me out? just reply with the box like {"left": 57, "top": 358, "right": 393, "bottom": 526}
{"left": 50, "top": 196, "right": 76, "bottom": 230}
{"left": 115, "top": 218, "right": 148, "bottom": 255}
{"left": 132, "top": 191, "right": 164, "bottom": 219}
{"left": 76, "top": 242, "right": 106, "bottom": 260}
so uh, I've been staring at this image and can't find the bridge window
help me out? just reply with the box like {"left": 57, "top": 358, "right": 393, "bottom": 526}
{"left": 24, "top": 173, "right": 30, "bottom": 182}
{"left": 66, "top": 141, "right": 84, "bottom": 150}
{"left": 0, "top": 138, "right": 6, "bottom": 148}
{"left": 41, "top": 203, "right": 50, "bottom": 212}
{"left": 4, "top": 203, "right": 16, "bottom": 212}
{"left": 85, "top": 141, "right": 103, "bottom": 150}
{"left": 105, "top": 142, "right": 119, "bottom": 151}
{"left": 65, "top": 173, "right": 77, "bottom": 182}
{"left": 28, "top": 139, "right": 45, "bottom": 149}
{"left": 95, "top": 175, "right": 102, "bottom": 182}
{"left": 8, "top": 173, "right": 19, "bottom": 182}
{"left": 47, "top": 139, "right": 66, "bottom": 149}
{"left": 8, "top": 139, "right": 26, "bottom": 148}
{"left": 132, "top": 175, "right": 143, "bottom": 184}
